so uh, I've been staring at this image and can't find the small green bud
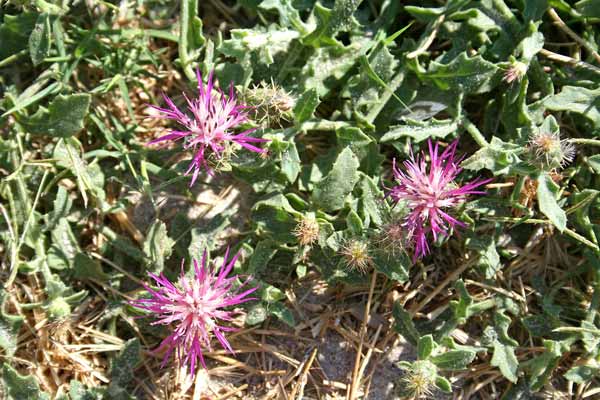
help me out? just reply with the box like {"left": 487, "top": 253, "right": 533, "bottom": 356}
{"left": 503, "top": 60, "right": 528, "bottom": 84}
{"left": 47, "top": 297, "right": 71, "bottom": 319}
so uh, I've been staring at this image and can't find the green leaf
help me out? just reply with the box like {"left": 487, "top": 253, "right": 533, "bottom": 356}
{"left": 392, "top": 301, "right": 419, "bottom": 346}
{"left": 466, "top": 235, "right": 501, "bottom": 279}
{"left": 188, "top": 214, "right": 231, "bottom": 258}
{"left": 434, "top": 376, "right": 452, "bottom": 393}
{"left": 425, "top": 52, "right": 499, "bottom": 94}
{"left": 281, "top": 139, "right": 301, "bottom": 183}
{"left": 312, "top": 147, "right": 359, "bottom": 212}
{"left": 564, "top": 365, "right": 600, "bottom": 383}
{"left": 487, "top": 311, "right": 519, "bottom": 383}
{"left": 246, "top": 303, "right": 268, "bottom": 325}
{"left": 143, "top": 221, "right": 174, "bottom": 273}
{"left": 303, "top": 0, "right": 364, "bottom": 47}
{"left": 536, "top": 172, "right": 567, "bottom": 232}
{"left": 588, "top": 155, "right": 600, "bottom": 174}
{"left": 430, "top": 349, "right": 476, "bottom": 370}
{"left": 1, "top": 363, "right": 50, "bottom": 400}
{"left": 461, "top": 137, "right": 524, "bottom": 175}
{"left": 259, "top": 0, "right": 308, "bottom": 34}
{"left": 49, "top": 218, "right": 80, "bottom": 270}
{"left": 28, "top": 13, "right": 51, "bottom": 66}
{"left": 491, "top": 340, "right": 519, "bottom": 383}
{"left": 449, "top": 280, "right": 495, "bottom": 325}
{"left": 358, "top": 175, "right": 383, "bottom": 227}
{"left": 372, "top": 249, "right": 410, "bottom": 283}
{"left": 381, "top": 118, "right": 458, "bottom": 143}
{"left": 220, "top": 28, "right": 299, "bottom": 65}
{"left": 417, "top": 335, "right": 435, "bottom": 360}
{"left": 293, "top": 88, "right": 319, "bottom": 123}
{"left": 0, "top": 292, "right": 23, "bottom": 357}
{"left": 73, "top": 253, "right": 108, "bottom": 281}
{"left": 259, "top": 283, "right": 286, "bottom": 303}
{"left": 45, "top": 186, "right": 72, "bottom": 231}
{"left": 301, "top": 45, "right": 359, "bottom": 97}
{"left": 544, "top": 86, "right": 600, "bottom": 128}
{"left": 20, "top": 94, "right": 91, "bottom": 137}
{"left": 248, "top": 240, "right": 278, "bottom": 274}
{"left": 0, "top": 13, "right": 38, "bottom": 60}
{"left": 346, "top": 210, "right": 363, "bottom": 235}
{"left": 517, "top": 31, "right": 544, "bottom": 64}
{"left": 69, "top": 380, "right": 105, "bottom": 400}
{"left": 575, "top": 0, "right": 600, "bottom": 17}
{"left": 523, "top": 0, "right": 548, "bottom": 22}
{"left": 523, "top": 340, "right": 565, "bottom": 391}
{"left": 252, "top": 193, "right": 299, "bottom": 241}
{"left": 107, "top": 339, "right": 140, "bottom": 398}
{"left": 269, "top": 302, "right": 295, "bottom": 327}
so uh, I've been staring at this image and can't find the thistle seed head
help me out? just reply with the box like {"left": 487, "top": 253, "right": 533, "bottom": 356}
{"left": 242, "top": 81, "right": 295, "bottom": 127}
{"left": 529, "top": 130, "right": 575, "bottom": 170}
{"left": 293, "top": 216, "right": 320, "bottom": 247}
{"left": 398, "top": 360, "right": 438, "bottom": 399}
{"left": 340, "top": 239, "right": 372, "bottom": 273}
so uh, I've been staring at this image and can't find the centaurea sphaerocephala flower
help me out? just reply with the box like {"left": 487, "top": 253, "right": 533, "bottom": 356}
{"left": 148, "top": 70, "right": 268, "bottom": 186}
{"left": 387, "top": 140, "right": 491, "bottom": 260}
{"left": 130, "top": 248, "right": 257, "bottom": 376}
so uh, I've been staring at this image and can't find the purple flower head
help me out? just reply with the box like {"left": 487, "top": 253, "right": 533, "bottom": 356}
{"left": 130, "top": 248, "right": 257, "bottom": 376}
{"left": 387, "top": 139, "right": 491, "bottom": 260}
{"left": 148, "top": 70, "right": 269, "bottom": 186}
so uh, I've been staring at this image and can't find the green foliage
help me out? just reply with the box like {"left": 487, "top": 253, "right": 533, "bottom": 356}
{"left": 1, "top": 364, "right": 49, "bottom": 400}
{"left": 311, "top": 147, "right": 360, "bottom": 212}
{"left": 18, "top": 94, "right": 91, "bottom": 137}
{"left": 107, "top": 339, "right": 141, "bottom": 399}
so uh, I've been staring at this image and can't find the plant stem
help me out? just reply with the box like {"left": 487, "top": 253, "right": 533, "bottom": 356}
{"left": 366, "top": 68, "right": 406, "bottom": 124}
{"left": 462, "top": 117, "right": 489, "bottom": 147}
{"left": 0, "top": 49, "right": 28, "bottom": 68}
{"left": 569, "top": 138, "right": 600, "bottom": 146}
{"left": 299, "top": 119, "right": 352, "bottom": 131}
{"left": 179, "top": 0, "right": 195, "bottom": 81}
{"left": 540, "top": 48, "right": 600, "bottom": 75}
{"left": 5, "top": 170, "right": 49, "bottom": 288}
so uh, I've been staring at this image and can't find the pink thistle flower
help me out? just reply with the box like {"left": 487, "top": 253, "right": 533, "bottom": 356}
{"left": 148, "top": 70, "right": 269, "bottom": 186}
{"left": 130, "top": 248, "right": 257, "bottom": 376}
{"left": 387, "top": 140, "right": 491, "bottom": 260}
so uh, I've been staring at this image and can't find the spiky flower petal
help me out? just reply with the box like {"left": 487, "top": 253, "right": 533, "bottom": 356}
{"left": 387, "top": 140, "right": 491, "bottom": 260}
{"left": 148, "top": 70, "right": 269, "bottom": 186}
{"left": 503, "top": 60, "right": 528, "bottom": 84}
{"left": 130, "top": 248, "right": 257, "bottom": 376}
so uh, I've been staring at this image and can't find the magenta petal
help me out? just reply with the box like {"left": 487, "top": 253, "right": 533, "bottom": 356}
{"left": 129, "top": 246, "right": 257, "bottom": 377}
{"left": 146, "top": 69, "right": 270, "bottom": 186}
{"left": 386, "top": 139, "right": 491, "bottom": 259}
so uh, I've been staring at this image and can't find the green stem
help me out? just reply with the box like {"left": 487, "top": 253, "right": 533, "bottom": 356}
{"left": 0, "top": 49, "right": 28, "bottom": 68}
{"left": 5, "top": 170, "right": 49, "bottom": 288}
{"left": 484, "top": 216, "right": 599, "bottom": 251}
{"left": 299, "top": 119, "right": 353, "bottom": 131}
{"left": 366, "top": 68, "right": 406, "bottom": 124}
{"left": 179, "top": 0, "right": 195, "bottom": 81}
{"left": 569, "top": 138, "right": 600, "bottom": 146}
{"left": 462, "top": 118, "right": 489, "bottom": 147}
